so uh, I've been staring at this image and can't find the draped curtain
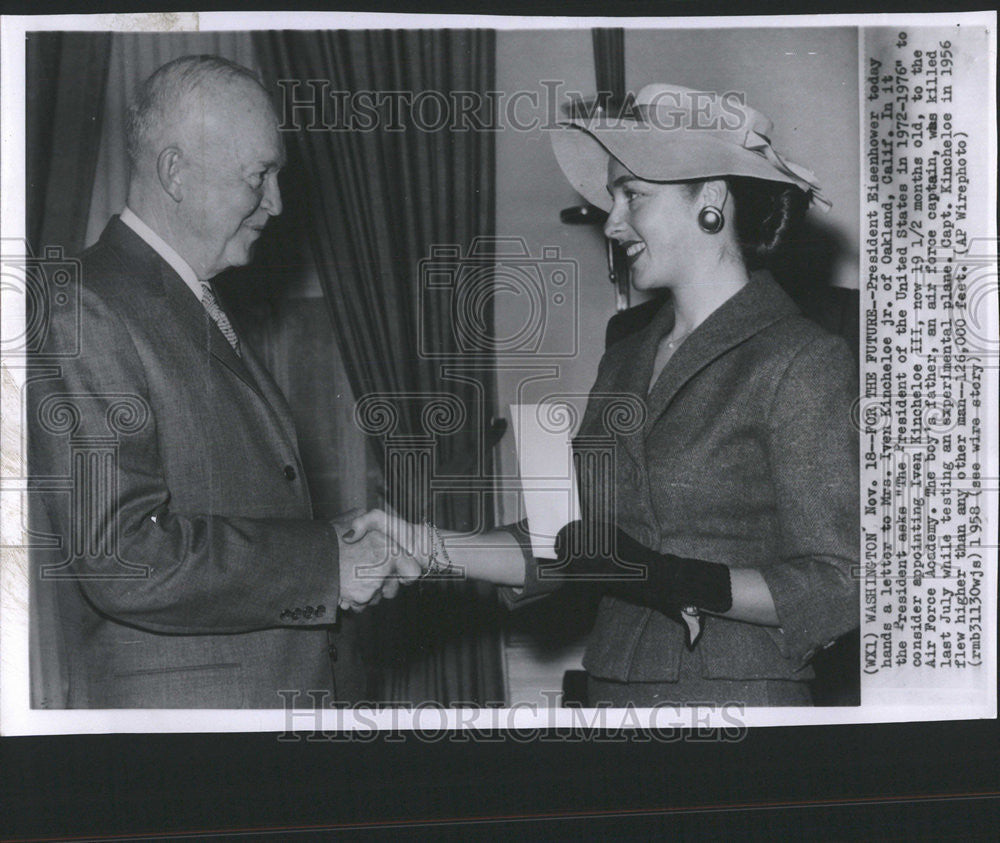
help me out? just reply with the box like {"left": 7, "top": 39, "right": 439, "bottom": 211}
{"left": 26, "top": 33, "right": 112, "bottom": 257}
{"left": 26, "top": 32, "right": 112, "bottom": 708}
{"left": 254, "top": 30, "right": 505, "bottom": 704}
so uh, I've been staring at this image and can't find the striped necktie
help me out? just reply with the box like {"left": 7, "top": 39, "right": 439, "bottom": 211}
{"left": 200, "top": 281, "right": 241, "bottom": 357}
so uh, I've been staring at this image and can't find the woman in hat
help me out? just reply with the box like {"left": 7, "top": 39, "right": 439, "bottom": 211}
{"left": 347, "top": 84, "right": 858, "bottom": 707}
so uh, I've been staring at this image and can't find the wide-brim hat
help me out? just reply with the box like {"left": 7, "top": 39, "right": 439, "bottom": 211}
{"left": 551, "top": 83, "right": 830, "bottom": 213}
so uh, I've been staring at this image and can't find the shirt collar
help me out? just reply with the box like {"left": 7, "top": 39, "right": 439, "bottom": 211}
{"left": 119, "top": 206, "right": 203, "bottom": 300}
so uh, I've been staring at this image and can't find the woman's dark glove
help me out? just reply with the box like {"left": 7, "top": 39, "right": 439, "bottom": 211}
{"left": 548, "top": 520, "right": 733, "bottom": 646}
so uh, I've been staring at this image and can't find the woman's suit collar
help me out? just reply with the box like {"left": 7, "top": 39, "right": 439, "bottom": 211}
{"left": 616, "top": 270, "right": 800, "bottom": 451}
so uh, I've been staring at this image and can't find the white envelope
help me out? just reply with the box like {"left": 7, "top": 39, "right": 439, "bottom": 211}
{"left": 509, "top": 402, "right": 581, "bottom": 559}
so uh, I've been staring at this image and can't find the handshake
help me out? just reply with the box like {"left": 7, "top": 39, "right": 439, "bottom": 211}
{"left": 335, "top": 508, "right": 445, "bottom": 612}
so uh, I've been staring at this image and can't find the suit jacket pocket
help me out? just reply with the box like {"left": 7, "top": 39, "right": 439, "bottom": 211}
{"left": 582, "top": 598, "right": 683, "bottom": 683}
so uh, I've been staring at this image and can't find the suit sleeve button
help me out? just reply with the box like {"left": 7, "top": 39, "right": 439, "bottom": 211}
{"left": 283, "top": 465, "right": 297, "bottom": 481}
{"left": 316, "top": 605, "right": 326, "bottom": 617}
{"left": 303, "top": 605, "right": 315, "bottom": 619}
{"left": 280, "top": 609, "right": 291, "bottom": 620}
{"left": 291, "top": 608, "right": 302, "bottom": 620}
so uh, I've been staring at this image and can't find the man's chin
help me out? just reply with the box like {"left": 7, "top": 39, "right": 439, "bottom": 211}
{"left": 223, "top": 242, "right": 258, "bottom": 272}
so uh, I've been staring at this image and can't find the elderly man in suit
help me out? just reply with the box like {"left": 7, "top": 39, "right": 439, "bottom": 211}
{"left": 29, "top": 55, "right": 414, "bottom": 708}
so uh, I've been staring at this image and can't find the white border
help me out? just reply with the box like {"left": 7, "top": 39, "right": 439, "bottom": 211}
{"left": 4, "top": 11, "right": 996, "bottom": 32}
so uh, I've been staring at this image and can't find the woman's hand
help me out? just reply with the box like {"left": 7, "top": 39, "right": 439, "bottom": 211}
{"left": 348, "top": 511, "right": 529, "bottom": 590}
{"left": 345, "top": 508, "right": 428, "bottom": 582}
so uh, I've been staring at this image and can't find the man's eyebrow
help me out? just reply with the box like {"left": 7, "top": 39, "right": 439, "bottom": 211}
{"left": 248, "top": 158, "right": 283, "bottom": 171}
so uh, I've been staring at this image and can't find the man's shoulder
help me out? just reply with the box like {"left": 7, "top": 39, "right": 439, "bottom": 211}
{"left": 52, "top": 222, "right": 172, "bottom": 355}
{"left": 78, "top": 237, "right": 127, "bottom": 293}
{"left": 76, "top": 218, "right": 161, "bottom": 300}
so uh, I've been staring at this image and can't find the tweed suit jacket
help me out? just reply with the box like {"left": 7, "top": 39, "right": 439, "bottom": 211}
{"left": 511, "top": 272, "right": 859, "bottom": 683}
{"left": 29, "top": 218, "right": 364, "bottom": 707}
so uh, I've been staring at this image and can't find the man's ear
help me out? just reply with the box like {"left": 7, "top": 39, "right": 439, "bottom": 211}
{"left": 156, "top": 147, "right": 184, "bottom": 202}
{"left": 698, "top": 178, "right": 729, "bottom": 210}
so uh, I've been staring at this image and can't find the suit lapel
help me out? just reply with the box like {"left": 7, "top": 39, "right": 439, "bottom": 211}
{"left": 206, "top": 322, "right": 264, "bottom": 400}
{"left": 150, "top": 260, "right": 268, "bottom": 401}
{"left": 156, "top": 265, "right": 302, "bottom": 454}
{"left": 101, "top": 217, "right": 297, "bottom": 448}
{"left": 238, "top": 338, "right": 300, "bottom": 449}
{"left": 642, "top": 272, "right": 798, "bottom": 435}
{"left": 615, "top": 298, "right": 675, "bottom": 466}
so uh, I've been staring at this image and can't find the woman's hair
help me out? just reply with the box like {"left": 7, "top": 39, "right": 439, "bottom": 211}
{"left": 727, "top": 177, "right": 810, "bottom": 268}
{"left": 685, "top": 177, "right": 810, "bottom": 269}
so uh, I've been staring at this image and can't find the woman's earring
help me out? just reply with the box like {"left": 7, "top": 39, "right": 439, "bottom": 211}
{"left": 698, "top": 205, "right": 725, "bottom": 233}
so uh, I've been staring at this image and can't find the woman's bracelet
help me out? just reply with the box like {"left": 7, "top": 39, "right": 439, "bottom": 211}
{"left": 421, "top": 521, "right": 455, "bottom": 579}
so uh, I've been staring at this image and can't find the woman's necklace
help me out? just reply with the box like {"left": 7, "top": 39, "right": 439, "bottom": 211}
{"left": 663, "top": 328, "right": 691, "bottom": 350}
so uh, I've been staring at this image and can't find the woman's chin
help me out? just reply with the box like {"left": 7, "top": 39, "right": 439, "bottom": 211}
{"left": 630, "top": 272, "right": 670, "bottom": 291}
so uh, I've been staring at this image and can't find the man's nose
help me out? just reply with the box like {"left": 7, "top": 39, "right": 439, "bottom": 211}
{"left": 262, "top": 174, "right": 282, "bottom": 217}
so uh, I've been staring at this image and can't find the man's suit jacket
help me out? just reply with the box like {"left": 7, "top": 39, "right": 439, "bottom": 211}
{"left": 29, "top": 217, "right": 363, "bottom": 707}
{"left": 510, "top": 272, "right": 860, "bottom": 685}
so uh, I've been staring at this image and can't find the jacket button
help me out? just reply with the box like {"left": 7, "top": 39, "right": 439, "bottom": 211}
{"left": 303, "top": 605, "right": 315, "bottom": 619}
{"left": 280, "top": 609, "right": 291, "bottom": 621}
{"left": 316, "top": 605, "right": 326, "bottom": 618}
{"left": 283, "top": 465, "right": 297, "bottom": 481}
{"left": 328, "top": 644, "right": 338, "bottom": 661}
{"left": 291, "top": 608, "right": 302, "bottom": 620}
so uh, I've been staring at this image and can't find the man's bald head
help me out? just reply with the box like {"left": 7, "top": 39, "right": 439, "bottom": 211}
{"left": 125, "top": 55, "right": 271, "bottom": 174}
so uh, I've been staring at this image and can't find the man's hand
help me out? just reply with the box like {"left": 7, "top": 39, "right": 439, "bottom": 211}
{"left": 347, "top": 508, "right": 432, "bottom": 573}
{"left": 336, "top": 523, "right": 420, "bottom": 612}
